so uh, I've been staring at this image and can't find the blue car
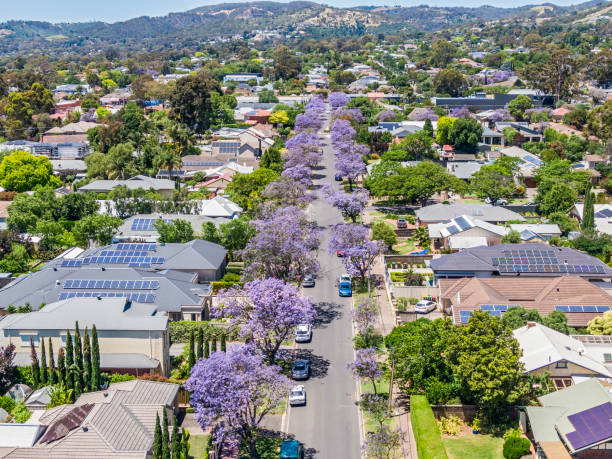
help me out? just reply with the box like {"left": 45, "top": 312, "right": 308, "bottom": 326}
{"left": 339, "top": 281, "right": 352, "bottom": 297}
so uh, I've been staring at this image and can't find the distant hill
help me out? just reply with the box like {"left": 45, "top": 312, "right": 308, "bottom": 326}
{"left": 0, "top": 1, "right": 608, "bottom": 54}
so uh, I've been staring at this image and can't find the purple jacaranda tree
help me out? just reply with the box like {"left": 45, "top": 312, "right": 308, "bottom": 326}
{"left": 263, "top": 176, "right": 314, "bottom": 208}
{"left": 305, "top": 95, "right": 325, "bottom": 114}
{"left": 240, "top": 205, "right": 320, "bottom": 282}
{"left": 376, "top": 110, "right": 397, "bottom": 122}
{"left": 334, "top": 107, "right": 366, "bottom": 124}
{"left": 334, "top": 142, "right": 368, "bottom": 190}
{"left": 185, "top": 344, "right": 291, "bottom": 457}
{"left": 347, "top": 347, "right": 382, "bottom": 394}
{"left": 284, "top": 148, "right": 321, "bottom": 169}
{"left": 411, "top": 107, "right": 438, "bottom": 121}
{"left": 331, "top": 119, "right": 356, "bottom": 145}
{"left": 281, "top": 164, "right": 313, "bottom": 188}
{"left": 216, "top": 278, "right": 315, "bottom": 364}
{"left": 352, "top": 298, "right": 378, "bottom": 335}
{"left": 294, "top": 111, "right": 323, "bottom": 132}
{"left": 362, "top": 426, "right": 402, "bottom": 459}
{"left": 449, "top": 106, "right": 471, "bottom": 118}
{"left": 322, "top": 184, "right": 369, "bottom": 222}
{"left": 489, "top": 108, "right": 512, "bottom": 122}
{"left": 328, "top": 91, "right": 350, "bottom": 109}
{"left": 285, "top": 131, "right": 320, "bottom": 153}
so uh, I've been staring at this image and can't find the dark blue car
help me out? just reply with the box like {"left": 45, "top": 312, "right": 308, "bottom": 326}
{"left": 339, "top": 281, "right": 352, "bottom": 297}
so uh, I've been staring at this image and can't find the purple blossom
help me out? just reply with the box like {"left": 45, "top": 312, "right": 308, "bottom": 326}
{"left": 285, "top": 131, "right": 320, "bottom": 153}
{"left": 411, "top": 108, "right": 438, "bottom": 121}
{"left": 295, "top": 111, "right": 323, "bottom": 132}
{"left": 328, "top": 91, "right": 350, "bottom": 109}
{"left": 347, "top": 348, "right": 382, "bottom": 393}
{"left": 362, "top": 426, "right": 402, "bottom": 459}
{"left": 240, "top": 205, "right": 320, "bottom": 282}
{"left": 449, "top": 106, "right": 471, "bottom": 118}
{"left": 305, "top": 95, "right": 325, "bottom": 114}
{"left": 352, "top": 298, "right": 378, "bottom": 335}
{"left": 284, "top": 131, "right": 321, "bottom": 169}
{"left": 284, "top": 148, "right": 322, "bottom": 169}
{"left": 263, "top": 176, "right": 314, "bottom": 207}
{"left": 216, "top": 278, "right": 315, "bottom": 363}
{"left": 489, "top": 108, "right": 511, "bottom": 122}
{"left": 281, "top": 164, "right": 313, "bottom": 188}
{"left": 334, "top": 108, "right": 366, "bottom": 124}
{"left": 335, "top": 151, "right": 367, "bottom": 185}
{"left": 185, "top": 344, "right": 291, "bottom": 453}
{"left": 322, "top": 184, "right": 369, "bottom": 222}
{"left": 376, "top": 110, "right": 397, "bottom": 122}
{"left": 328, "top": 223, "right": 384, "bottom": 284}
{"left": 331, "top": 119, "right": 356, "bottom": 145}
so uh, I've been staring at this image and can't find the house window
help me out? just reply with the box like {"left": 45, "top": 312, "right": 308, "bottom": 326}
{"left": 20, "top": 333, "right": 39, "bottom": 348}
{"left": 60, "top": 333, "right": 67, "bottom": 345}
{"left": 604, "top": 353, "right": 612, "bottom": 363}
{"left": 556, "top": 360, "right": 568, "bottom": 369}
{"left": 191, "top": 314, "right": 197, "bottom": 321}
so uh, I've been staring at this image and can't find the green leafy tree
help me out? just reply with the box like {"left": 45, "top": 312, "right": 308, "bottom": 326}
{"left": 412, "top": 226, "right": 430, "bottom": 248}
{"left": 196, "top": 328, "right": 204, "bottom": 360}
{"left": 501, "top": 230, "right": 521, "bottom": 244}
{"left": 371, "top": 221, "right": 397, "bottom": 250}
{"left": 205, "top": 339, "right": 210, "bottom": 358}
{"left": 433, "top": 68, "right": 467, "bottom": 97}
{"left": 0, "top": 151, "right": 61, "bottom": 192}
{"left": 57, "top": 347, "right": 65, "bottom": 387}
{"left": 501, "top": 306, "right": 544, "bottom": 330}
{"left": 435, "top": 116, "right": 455, "bottom": 146}
{"left": 219, "top": 218, "right": 255, "bottom": 258}
{"left": 507, "top": 95, "right": 534, "bottom": 121}
{"left": 47, "top": 338, "right": 56, "bottom": 385}
{"left": 154, "top": 219, "right": 195, "bottom": 243}
{"left": 65, "top": 331, "right": 74, "bottom": 392}
{"left": 224, "top": 168, "right": 279, "bottom": 210}
{"left": 538, "top": 183, "right": 577, "bottom": 216}
{"left": 201, "top": 221, "right": 222, "bottom": 245}
{"left": 168, "top": 72, "right": 220, "bottom": 133}
{"left": 587, "top": 99, "right": 612, "bottom": 144}
{"left": 273, "top": 45, "right": 301, "bottom": 80}
{"left": 82, "top": 327, "right": 92, "bottom": 394}
{"left": 470, "top": 157, "right": 520, "bottom": 203}
{"left": 73, "top": 214, "right": 122, "bottom": 246}
{"left": 429, "top": 39, "right": 458, "bottom": 67}
{"left": 423, "top": 118, "right": 434, "bottom": 138}
{"left": 258, "top": 89, "right": 278, "bottom": 103}
{"left": 106, "top": 143, "right": 136, "bottom": 180}
{"left": 73, "top": 322, "right": 83, "bottom": 396}
{"left": 503, "top": 127, "right": 518, "bottom": 145}
{"left": 587, "top": 310, "right": 612, "bottom": 335}
{"left": 188, "top": 330, "right": 195, "bottom": 369}
{"left": 582, "top": 187, "right": 595, "bottom": 231}
{"left": 448, "top": 311, "right": 528, "bottom": 421}
{"left": 221, "top": 333, "right": 227, "bottom": 352}
{"left": 91, "top": 325, "right": 100, "bottom": 391}
{"left": 154, "top": 149, "right": 182, "bottom": 179}
{"left": 171, "top": 415, "right": 181, "bottom": 458}
{"left": 449, "top": 118, "right": 483, "bottom": 152}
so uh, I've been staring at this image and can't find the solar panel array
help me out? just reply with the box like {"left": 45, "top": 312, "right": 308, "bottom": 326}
{"left": 594, "top": 208, "right": 612, "bottom": 218}
{"left": 523, "top": 154, "right": 543, "bottom": 166}
{"left": 58, "top": 291, "right": 156, "bottom": 302}
{"left": 459, "top": 308, "right": 509, "bottom": 323}
{"left": 82, "top": 256, "right": 165, "bottom": 265}
{"left": 131, "top": 218, "right": 172, "bottom": 231}
{"left": 455, "top": 216, "right": 472, "bottom": 231}
{"left": 60, "top": 259, "right": 82, "bottom": 267}
{"left": 566, "top": 402, "right": 612, "bottom": 451}
{"left": 555, "top": 305, "right": 611, "bottom": 313}
{"left": 39, "top": 403, "right": 94, "bottom": 444}
{"left": 64, "top": 279, "right": 160, "bottom": 290}
{"left": 182, "top": 161, "right": 223, "bottom": 166}
{"left": 214, "top": 142, "right": 240, "bottom": 154}
{"left": 100, "top": 250, "right": 149, "bottom": 257}
{"left": 480, "top": 304, "right": 519, "bottom": 312}
{"left": 492, "top": 249, "right": 606, "bottom": 274}
{"left": 116, "top": 243, "right": 157, "bottom": 251}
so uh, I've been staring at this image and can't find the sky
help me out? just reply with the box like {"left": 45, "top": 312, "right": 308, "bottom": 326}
{"left": 4, "top": 0, "right": 588, "bottom": 23}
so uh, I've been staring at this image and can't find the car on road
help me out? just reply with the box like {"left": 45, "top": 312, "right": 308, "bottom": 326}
{"left": 302, "top": 275, "right": 315, "bottom": 288}
{"left": 288, "top": 385, "right": 306, "bottom": 406}
{"left": 414, "top": 300, "right": 437, "bottom": 314}
{"left": 486, "top": 197, "right": 508, "bottom": 206}
{"left": 339, "top": 280, "right": 352, "bottom": 297}
{"left": 292, "top": 359, "right": 310, "bottom": 380}
{"left": 340, "top": 274, "right": 351, "bottom": 284}
{"left": 336, "top": 249, "right": 346, "bottom": 257}
{"left": 280, "top": 440, "right": 304, "bottom": 459}
{"left": 334, "top": 173, "right": 343, "bottom": 181}
{"left": 295, "top": 324, "right": 312, "bottom": 343}
{"left": 397, "top": 218, "right": 407, "bottom": 229}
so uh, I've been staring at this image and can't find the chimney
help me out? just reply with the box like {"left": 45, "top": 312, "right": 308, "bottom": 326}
{"left": 527, "top": 321, "right": 537, "bottom": 328}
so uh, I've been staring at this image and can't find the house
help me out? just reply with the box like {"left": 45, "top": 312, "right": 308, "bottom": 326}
{"left": 446, "top": 161, "right": 484, "bottom": 180}
{"left": 509, "top": 224, "right": 562, "bottom": 241}
{"left": 428, "top": 215, "right": 508, "bottom": 251}
{"left": 0, "top": 297, "right": 170, "bottom": 375}
{"left": 0, "top": 141, "right": 90, "bottom": 160}
{"left": 431, "top": 243, "right": 612, "bottom": 281}
{"left": 434, "top": 90, "right": 554, "bottom": 110}
{"left": 525, "top": 379, "right": 612, "bottom": 458}
{"left": 49, "top": 159, "right": 87, "bottom": 176}
{"left": 415, "top": 203, "right": 525, "bottom": 226}
{"left": 551, "top": 107, "right": 571, "bottom": 121}
{"left": 513, "top": 323, "right": 612, "bottom": 389}
{"left": 499, "top": 145, "right": 543, "bottom": 187}
{"left": 440, "top": 275, "right": 612, "bottom": 327}
{"left": 0, "top": 201, "right": 9, "bottom": 231}
{"left": 495, "top": 122, "right": 544, "bottom": 145}
{"left": 571, "top": 204, "right": 612, "bottom": 236}
{"left": 246, "top": 109, "right": 271, "bottom": 124}
{"left": 584, "top": 154, "right": 606, "bottom": 170}
{"left": 0, "top": 379, "right": 179, "bottom": 457}
{"left": 78, "top": 175, "right": 176, "bottom": 197}
{"left": 116, "top": 213, "right": 233, "bottom": 242}
{"left": 40, "top": 121, "right": 97, "bottom": 143}
{"left": 223, "top": 73, "right": 263, "bottom": 84}
{"left": 52, "top": 84, "right": 92, "bottom": 95}
{"left": 0, "top": 240, "right": 228, "bottom": 319}
{"left": 99, "top": 89, "right": 131, "bottom": 108}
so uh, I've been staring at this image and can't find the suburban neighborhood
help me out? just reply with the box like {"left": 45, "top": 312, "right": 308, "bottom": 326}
{"left": 0, "top": 0, "right": 610, "bottom": 458}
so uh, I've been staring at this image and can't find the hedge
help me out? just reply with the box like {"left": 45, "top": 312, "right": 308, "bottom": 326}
{"left": 169, "top": 320, "right": 240, "bottom": 343}
{"left": 211, "top": 281, "right": 243, "bottom": 293}
{"left": 410, "top": 395, "right": 449, "bottom": 459}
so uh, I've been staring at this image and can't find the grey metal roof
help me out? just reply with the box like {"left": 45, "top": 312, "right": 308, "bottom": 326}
{"left": 79, "top": 175, "right": 175, "bottom": 193}
{"left": 117, "top": 214, "right": 232, "bottom": 240}
{"left": 415, "top": 203, "right": 525, "bottom": 223}
{"left": 99, "top": 354, "right": 159, "bottom": 369}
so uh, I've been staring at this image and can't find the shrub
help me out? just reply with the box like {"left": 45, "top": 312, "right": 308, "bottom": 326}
{"left": 410, "top": 395, "right": 449, "bottom": 459}
{"left": 221, "top": 272, "right": 241, "bottom": 282}
{"left": 408, "top": 297, "right": 419, "bottom": 305}
{"left": 101, "top": 372, "right": 136, "bottom": 385}
{"left": 168, "top": 321, "right": 237, "bottom": 343}
{"left": 438, "top": 415, "right": 462, "bottom": 436}
{"left": 0, "top": 395, "right": 16, "bottom": 413}
{"left": 11, "top": 401, "right": 31, "bottom": 423}
{"left": 211, "top": 280, "right": 243, "bottom": 293}
{"left": 502, "top": 436, "right": 531, "bottom": 459}
{"left": 396, "top": 297, "right": 409, "bottom": 312}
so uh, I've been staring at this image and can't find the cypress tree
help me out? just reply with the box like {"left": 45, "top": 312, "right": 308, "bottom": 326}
{"left": 188, "top": 331, "right": 195, "bottom": 369}
{"left": 182, "top": 430, "right": 189, "bottom": 459}
{"left": 40, "top": 341, "right": 48, "bottom": 385}
{"left": 162, "top": 409, "right": 170, "bottom": 459}
{"left": 196, "top": 328, "right": 203, "bottom": 360}
{"left": 221, "top": 333, "right": 227, "bottom": 352}
{"left": 65, "top": 330, "right": 74, "bottom": 392}
{"left": 423, "top": 118, "right": 434, "bottom": 138}
{"left": 171, "top": 415, "right": 180, "bottom": 458}
{"left": 30, "top": 338, "right": 39, "bottom": 388}
{"left": 582, "top": 189, "right": 595, "bottom": 231}
{"left": 153, "top": 412, "right": 162, "bottom": 459}
{"left": 74, "top": 322, "right": 83, "bottom": 390}
{"left": 91, "top": 325, "right": 100, "bottom": 391}
{"left": 48, "top": 338, "right": 56, "bottom": 385}
{"left": 57, "top": 347, "right": 66, "bottom": 387}
{"left": 83, "top": 327, "right": 92, "bottom": 394}
{"left": 212, "top": 337, "right": 218, "bottom": 353}
{"left": 204, "top": 339, "right": 210, "bottom": 359}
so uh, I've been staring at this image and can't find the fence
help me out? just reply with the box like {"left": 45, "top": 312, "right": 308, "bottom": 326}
{"left": 392, "top": 285, "right": 440, "bottom": 300}
{"left": 384, "top": 254, "right": 433, "bottom": 266}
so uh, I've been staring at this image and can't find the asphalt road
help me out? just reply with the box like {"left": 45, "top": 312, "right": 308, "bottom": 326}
{"left": 283, "top": 107, "right": 362, "bottom": 458}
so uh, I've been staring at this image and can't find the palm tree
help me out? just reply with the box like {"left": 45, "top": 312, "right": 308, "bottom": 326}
{"left": 154, "top": 149, "right": 182, "bottom": 180}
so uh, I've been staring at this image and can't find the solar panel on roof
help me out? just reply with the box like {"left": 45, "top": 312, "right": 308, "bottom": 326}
{"left": 454, "top": 216, "right": 471, "bottom": 231}
{"left": 39, "top": 403, "right": 95, "bottom": 444}
{"left": 65, "top": 279, "right": 159, "bottom": 290}
{"left": 555, "top": 305, "right": 571, "bottom": 312}
{"left": 566, "top": 402, "right": 612, "bottom": 451}
{"left": 58, "top": 292, "right": 157, "bottom": 303}
{"left": 116, "top": 243, "right": 156, "bottom": 251}
{"left": 60, "top": 259, "right": 83, "bottom": 267}
{"left": 131, "top": 218, "right": 172, "bottom": 231}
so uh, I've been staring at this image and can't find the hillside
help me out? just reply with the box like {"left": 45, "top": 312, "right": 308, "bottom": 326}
{"left": 0, "top": 1, "right": 607, "bottom": 55}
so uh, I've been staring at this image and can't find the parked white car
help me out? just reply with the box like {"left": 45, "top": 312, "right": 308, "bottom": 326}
{"left": 414, "top": 300, "right": 437, "bottom": 314}
{"left": 295, "top": 324, "right": 312, "bottom": 343}
{"left": 289, "top": 385, "right": 306, "bottom": 406}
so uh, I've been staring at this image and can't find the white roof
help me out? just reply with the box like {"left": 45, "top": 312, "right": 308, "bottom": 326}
{"left": 449, "top": 236, "right": 489, "bottom": 249}
{"left": 0, "top": 424, "right": 45, "bottom": 447}
{"left": 437, "top": 215, "right": 508, "bottom": 238}
{"left": 196, "top": 196, "right": 242, "bottom": 218}
{"left": 513, "top": 323, "right": 612, "bottom": 377}
{"left": 509, "top": 224, "right": 562, "bottom": 235}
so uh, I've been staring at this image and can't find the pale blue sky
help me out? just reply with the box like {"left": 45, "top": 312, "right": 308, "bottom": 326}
{"left": 5, "top": 0, "right": 586, "bottom": 23}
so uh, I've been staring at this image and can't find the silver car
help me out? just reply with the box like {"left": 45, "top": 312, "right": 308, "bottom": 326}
{"left": 289, "top": 385, "right": 306, "bottom": 406}
{"left": 295, "top": 324, "right": 312, "bottom": 343}
{"left": 414, "top": 300, "right": 437, "bottom": 314}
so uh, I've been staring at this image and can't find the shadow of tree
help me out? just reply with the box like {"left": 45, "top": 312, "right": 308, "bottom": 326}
{"left": 312, "top": 301, "right": 343, "bottom": 328}
{"left": 293, "top": 349, "right": 330, "bottom": 379}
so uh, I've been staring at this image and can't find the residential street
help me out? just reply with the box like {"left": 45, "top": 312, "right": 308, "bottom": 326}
{"left": 282, "top": 107, "right": 362, "bottom": 458}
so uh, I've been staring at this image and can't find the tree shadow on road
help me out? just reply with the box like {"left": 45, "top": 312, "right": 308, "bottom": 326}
{"left": 276, "top": 348, "right": 331, "bottom": 379}
{"left": 312, "top": 301, "right": 343, "bottom": 329}
{"left": 261, "top": 429, "right": 318, "bottom": 459}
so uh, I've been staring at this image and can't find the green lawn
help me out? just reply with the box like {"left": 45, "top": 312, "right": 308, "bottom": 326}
{"left": 442, "top": 434, "right": 504, "bottom": 459}
{"left": 392, "top": 239, "right": 416, "bottom": 255}
{"left": 188, "top": 434, "right": 209, "bottom": 459}
{"left": 410, "top": 395, "right": 449, "bottom": 459}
